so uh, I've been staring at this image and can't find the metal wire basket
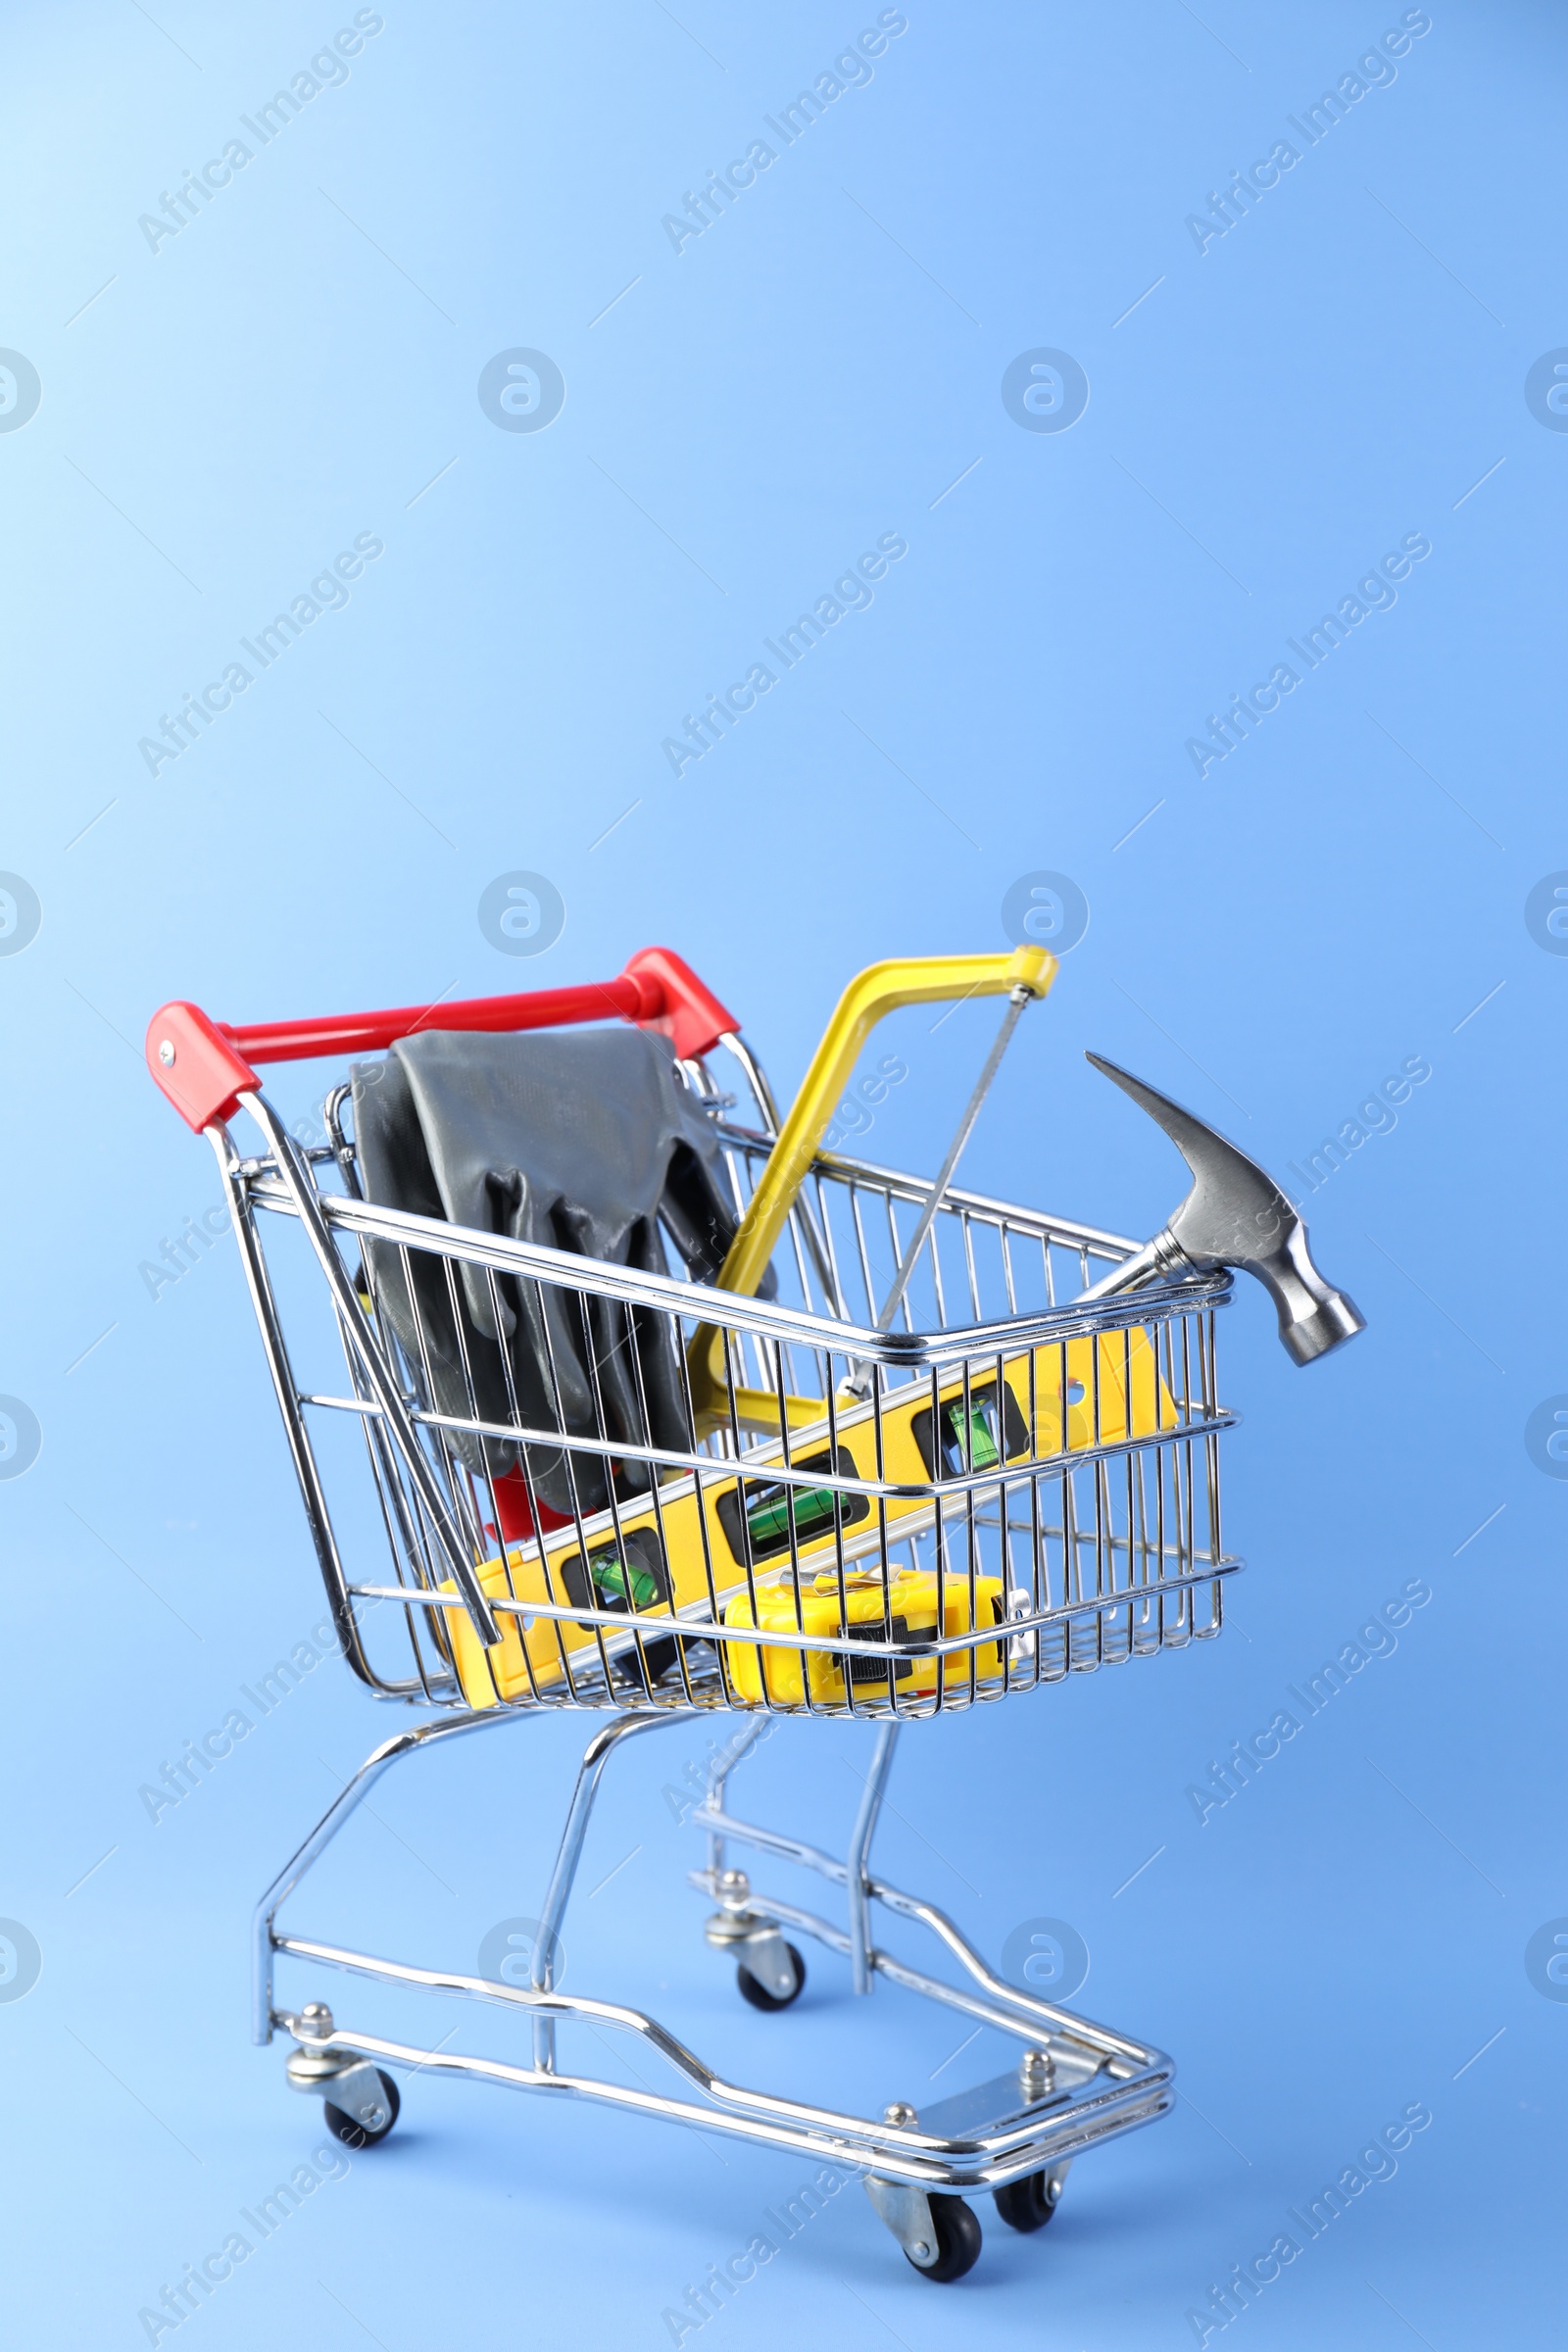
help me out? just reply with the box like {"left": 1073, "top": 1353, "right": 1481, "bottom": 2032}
{"left": 195, "top": 1010, "right": 1236, "bottom": 1723}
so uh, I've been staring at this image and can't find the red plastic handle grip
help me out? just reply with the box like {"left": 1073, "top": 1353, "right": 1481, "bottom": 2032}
{"left": 146, "top": 946, "right": 740, "bottom": 1133}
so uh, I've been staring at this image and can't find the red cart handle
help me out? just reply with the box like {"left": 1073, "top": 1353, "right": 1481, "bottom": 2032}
{"left": 145, "top": 946, "right": 741, "bottom": 1133}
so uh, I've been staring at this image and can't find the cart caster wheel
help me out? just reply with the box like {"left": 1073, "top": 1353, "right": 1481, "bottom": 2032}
{"left": 322, "top": 2070, "right": 400, "bottom": 2149}
{"left": 994, "top": 2169, "right": 1062, "bottom": 2233}
{"left": 908, "top": 2193, "right": 983, "bottom": 2282}
{"left": 736, "top": 1943, "right": 806, "bottom": 2011}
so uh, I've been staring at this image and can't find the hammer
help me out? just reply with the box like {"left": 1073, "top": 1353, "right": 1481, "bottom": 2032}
{"left": 1076, "top": 1054, "right": 1365, "bottom": 1365}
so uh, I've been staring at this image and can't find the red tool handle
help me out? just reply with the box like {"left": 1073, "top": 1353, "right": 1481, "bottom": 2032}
{"left": 145, "top": 946, "right": 740, "bottom": 1133}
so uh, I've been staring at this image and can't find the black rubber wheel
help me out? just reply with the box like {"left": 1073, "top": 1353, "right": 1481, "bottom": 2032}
{"left": 909, "top": 2192, "right": 983, "bottom": 2282}
{"left": 735, "top": 1943, "right": 806, "bottom": 2012}
{"left": 322, "top": 2069, "right": 400, "bottom": 2149}
{"left": 994, "top": 2169, "right": 1062, "bottom": 2233}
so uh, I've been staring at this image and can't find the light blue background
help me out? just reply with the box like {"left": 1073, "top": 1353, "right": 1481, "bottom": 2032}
{"left": 2, "top": 2, "right": 1563, "bottom": 2344}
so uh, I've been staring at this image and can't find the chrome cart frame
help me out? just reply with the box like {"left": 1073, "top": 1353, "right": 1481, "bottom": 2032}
{"left": 146, "top": 949, "right": 1236, "bottom": 2280}
{"left": 258, "top": 1705, "right": 1174, "bottom": 2268}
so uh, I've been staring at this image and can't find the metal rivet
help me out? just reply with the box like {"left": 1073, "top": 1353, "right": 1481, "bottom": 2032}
{"left": 883, "top": 2100, "right": 918, "bottom": 2128}
{"left": 1019, "top": 2047, "right": 1055, "bottom": 2102}
{"left": 910, "top": 2240, "right": 930, "bottom": 2259}
{"left": 158, "top": 1040, "right": 175, "bottom": 1066}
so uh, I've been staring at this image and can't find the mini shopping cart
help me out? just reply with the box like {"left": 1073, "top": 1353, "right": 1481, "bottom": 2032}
{"left": 146, "top": 943, "right": 1250, "bottom": 2282}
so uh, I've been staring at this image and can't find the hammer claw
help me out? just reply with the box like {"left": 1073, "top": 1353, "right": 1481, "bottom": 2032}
{"left": 1085, "top": 1053, "right": 1365, "bottom": 1366}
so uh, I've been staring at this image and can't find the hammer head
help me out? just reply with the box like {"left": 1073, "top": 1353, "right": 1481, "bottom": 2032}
{"left": 1087, "top": 1054, "right": 1365, "bottom": 1365}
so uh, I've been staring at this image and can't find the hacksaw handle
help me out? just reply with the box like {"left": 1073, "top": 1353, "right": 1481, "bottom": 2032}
{"left": 686, "top": 947, "right": 1054, "bottom": 1425}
